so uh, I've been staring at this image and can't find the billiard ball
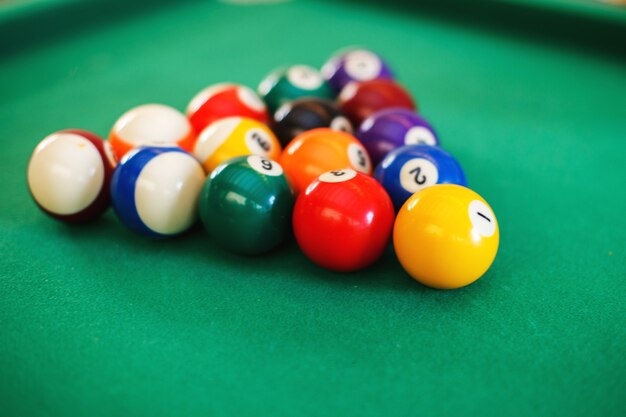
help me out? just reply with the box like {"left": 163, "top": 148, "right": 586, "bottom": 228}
{"left": 27, "top": 129, "right": 115, "bottom": 223}
{"left": 193, "top": 117, "right": 282, "bottom": 174}
{"left": 186, "top": 83, "right": 269, "bottom": 133}
{"left": 393, "top": 184, "right": 499, "bottom": 289}
{"left": 199, "top": 155, "right": 294, "bottom": 255}
{"left": 110, "top": 147, "right": 205, "bottom": 237}
{"left": 322, "top": 48, "right": 393, "bottom": 93}
{"left": 109, "top": 104, "right": 195, "bottom": 160}
{"left": 338, "top": 79, "right": 416, "bottom": 126}
{"left": 279, "top": 128, "right": 372, "bottom": 194}
{"left": 375, "top": 144, "right": 466, "bottom": 212}
{"left": 258, "top": 65, "right": 333, "bottom": 113}
{"left": 273, "top": 98, "right": 353, "bottom": 146}
{"left": 357, "top": 108, "right": 439, "bottom": 166}
{"left": 293, "top": 168, "right": 394, "bottom": 272}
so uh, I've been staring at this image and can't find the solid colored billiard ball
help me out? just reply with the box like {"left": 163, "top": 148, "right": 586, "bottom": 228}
{"left": 279, "top": 128, "right": 372, "bottom": 194}
{"left": 199, "top": 155, "right": 294, "bottom": 255}
{"left": 357, "top": 108, "right": 439, "bottom": 166}
{"left": 109, "top": 104, "right": 195, "bottom": 160}
{"left": 394, "top": 184, "right": 499, "bottom": 289}
{"left": 322, "top": 48, "right": 394, "bottom": 93}
{"left": 293, "top": 168, "right": 394, "bottom": 272}
{"left": 258, "top": 65, "right": 334, "bottom": 113}
{"left": 27, "top": 129, "right": 115, "bottom": 223}
{"left": 193, "top": 117, "right": 282, "bottom": 174}
{"left": 186, "top": 83, "right": 269, "bottom": 133}
{"left": 375, "top": 144, "right": 466, "bottom": 212}
{"left": 110, "top": 147, "right": 205, "bottom": 237}
{"left": 273, "top": 98, "right": 353, "bottom": 146}
{"left": 338, "top": 79, "right": 416, "bottom": 126}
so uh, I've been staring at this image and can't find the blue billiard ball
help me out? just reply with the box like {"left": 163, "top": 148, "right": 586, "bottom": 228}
{"left": 110, "top": 146, "right": 206, "bottom": 237}
{"left": 374, "top": 145, "right": 466, "bottom": 212}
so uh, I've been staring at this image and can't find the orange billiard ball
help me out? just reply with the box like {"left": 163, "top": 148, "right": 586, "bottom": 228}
{"left": 393, "top": 184, "right": 500, "bottom": 289}
{"left": 279, "top": 128, "right": 372, "bottom": 194}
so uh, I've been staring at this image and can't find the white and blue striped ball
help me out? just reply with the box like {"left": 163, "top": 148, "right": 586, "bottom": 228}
{"left": 110, "top": 147, "right": 206, "bottom": 237}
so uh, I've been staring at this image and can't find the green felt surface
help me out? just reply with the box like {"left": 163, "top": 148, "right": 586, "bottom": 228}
{"left": 1, "top": 0, "right": 625, "bottom": 416}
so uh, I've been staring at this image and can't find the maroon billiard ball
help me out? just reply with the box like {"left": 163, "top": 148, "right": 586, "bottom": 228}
{"left": 338, "top": 79, "right": 416, "bottom": 127}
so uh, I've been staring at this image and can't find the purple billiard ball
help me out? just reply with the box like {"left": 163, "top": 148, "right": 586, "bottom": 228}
{"left": 356, "top": 108, "right": 439, "bottom": 167}
{"left": 322, "top": 48, "right": 394, "bottom": 94}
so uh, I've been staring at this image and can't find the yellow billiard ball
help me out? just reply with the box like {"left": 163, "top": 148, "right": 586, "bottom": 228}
{"left": 393, "top": 184, "right": 499, "bottom": 289}
{"left": 192, "top": 117, "right": 281, "bottom": 173}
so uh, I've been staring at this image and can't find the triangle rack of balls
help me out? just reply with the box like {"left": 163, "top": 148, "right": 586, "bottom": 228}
{"left": 27, "top": 47, "right": 499, "bottom": 289}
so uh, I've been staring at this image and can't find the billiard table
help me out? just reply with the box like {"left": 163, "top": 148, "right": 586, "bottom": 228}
{"left": 1, "top": 0, "right": 625, "bottom": 416}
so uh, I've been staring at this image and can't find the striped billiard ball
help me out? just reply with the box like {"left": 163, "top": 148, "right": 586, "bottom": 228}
{"left": 109, "top": 104, "right": 195, "bottom": 161}
{"left": 186, "top": 83, "right": 269, "bottom": 133}
{"left": 110, "top": 147, "right": 205, "bottom": 237}
{"left": 27, "top": 129, "right": 115, "bottom": 223}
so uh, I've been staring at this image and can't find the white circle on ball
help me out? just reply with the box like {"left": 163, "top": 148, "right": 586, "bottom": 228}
{"left": 347, "top": 143, "right": 371, "bottom": 174}
{"left": 244, "top": 128, "right": 274, "bottom": 156}
{"left": 135, "top": 152, "right": 205, "bottom": 235}
{"left": 287, "top": 65, "right": 323, "bottom": 90}
{"left": 113, "top": 104, "right": 190, "bottom": 146}
{"left": 27, "top": 133, "right": 105, "bottom": 215}
{"left": 329, "top": 116, "right": 353, "bottom": 133}
{"left": 468, "top": 200, "right": 497, "bottom": 237}
{"left": 319, "top": 169, "right": 357, "bottom": 183}
{"left": 193, "top": 117, "right": 241, "bottom": 163}
{"left": 404, "top": 126, "right": 437, "bottom": 146}
{"left": 344, "top": 50, "right": 382, "bottom": 81}
{"left": 247, "top": 155, "right": 283, "bottom": 177}
{"left": 237, "top": 86, "right": 267, "bottom": 112}
{"left": 399, "top": 158, "right": 439, "bottom": 193}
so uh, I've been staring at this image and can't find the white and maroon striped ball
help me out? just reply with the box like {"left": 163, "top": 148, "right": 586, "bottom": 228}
{"left": 27, "top": 129, "right": 115, "bottom": 223}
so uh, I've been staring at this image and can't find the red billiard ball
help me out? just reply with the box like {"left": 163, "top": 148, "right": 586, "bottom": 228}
{"left": 27, "top": 129, "right": 116, "bottom": 223}
{"left": 338, "top": 79, "right": 416, "bottom": 126}
{"left": 186, "top": 83, "right": 269, "bottom": 133}
{"left": 293, "top": 168, "right": 395, "bottom": 272}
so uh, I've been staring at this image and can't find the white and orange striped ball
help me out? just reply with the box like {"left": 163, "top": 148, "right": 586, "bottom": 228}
{"left": 109, "top": 104, "right": 195, "bottom": 161}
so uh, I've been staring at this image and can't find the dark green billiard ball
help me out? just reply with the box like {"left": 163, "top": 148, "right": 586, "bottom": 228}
{"left": 257, "top": 65, "right": 334, "bottom": 114}
{"left": 199, "top": 155, "right": 295, "bottom": 255}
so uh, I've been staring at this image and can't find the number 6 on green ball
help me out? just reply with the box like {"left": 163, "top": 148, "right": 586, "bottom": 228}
{"left": 198, "top": 155, "right": 295, "bottom": 255}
